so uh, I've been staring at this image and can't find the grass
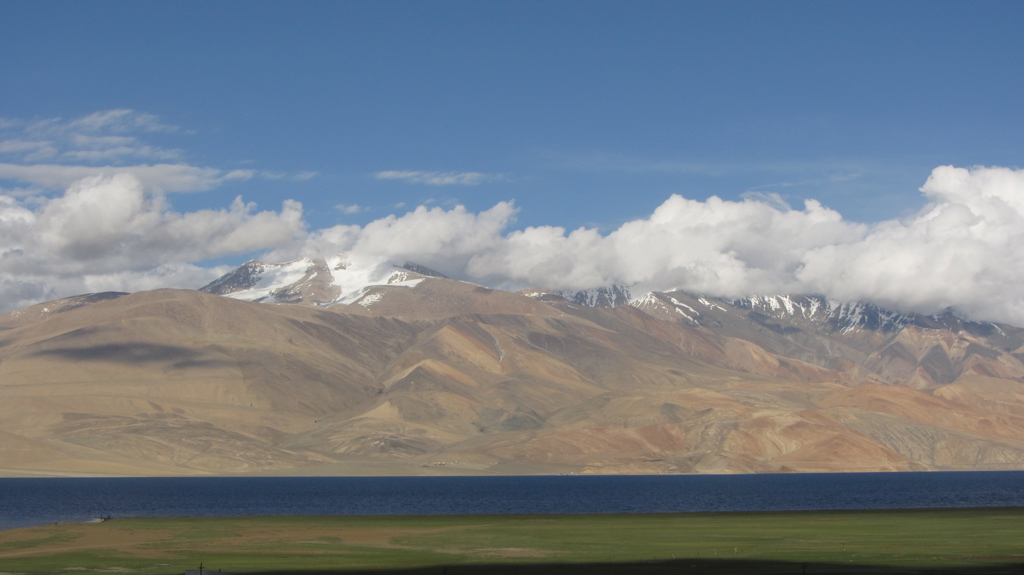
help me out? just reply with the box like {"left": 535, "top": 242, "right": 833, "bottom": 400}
{"left": 1, "top": 508, "right": 1023, "bottom": 574}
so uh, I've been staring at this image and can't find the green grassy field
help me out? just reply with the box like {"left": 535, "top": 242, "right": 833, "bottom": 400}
{"left": 2, "top": 508, "right": 1023, "bottom": 574}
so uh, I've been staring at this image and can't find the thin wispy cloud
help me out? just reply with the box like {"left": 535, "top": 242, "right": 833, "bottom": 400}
{"left": 0, "top": 109, "right": 184, "bottom": 165}
{"left": 65, "top": 109, "right": 180, "bottom": 134}
{"left": 0, "top": 163, "right": 255, "bottom": 193}
{"left": 229, "top": 170, "right": 318, "bottom": 182}
{"left": 0, "top": 139, "right": 54, "bottom": 154}
{"left": 374, "top": 170, "right": 497, "bottom": 186}
{"left": 744, "top": 171, "right": 867, "bottom": 195}
{"left": 335, "top": 203, "right": 366, "bottom": 215}
{"left": 0, "top": 110, "right": 315, "bottom": 192}
{"left": 0, "top": 140, "right": 58, "bottom": 162}
{"left": 738, "top": 190, "right": 791, "bottom": 211}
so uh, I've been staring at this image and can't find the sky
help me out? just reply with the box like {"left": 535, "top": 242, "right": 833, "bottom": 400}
{"left": 2, "top": 1, "right": 1024, "bottom": 323}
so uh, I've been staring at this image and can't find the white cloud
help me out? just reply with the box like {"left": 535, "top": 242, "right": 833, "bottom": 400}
{"left": 20, "top": 173, "right": 304, "bottom": 272}
{"left": 289, "top": 202, "right": 516, "bottom": 272}
{"left": 5, "top": 164, "right": 1024, "bottom": 327}
{"left": 460, "top": 195, "right": 865, "bottom": 298}
{"left": 287, "top": 194, "right": 860, "bottom": 300}
{"left": 374, "top": 170, "right": 496, "bottom": 186}
{"left": 0, "top": 173, "right": 306, "bottom": 310}
{"left": 796, "top": 165, "right": 1024, "bottom": 321}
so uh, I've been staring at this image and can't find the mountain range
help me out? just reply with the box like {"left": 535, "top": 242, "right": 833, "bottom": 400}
{"left": 3, "top": 255, "right": 1024, "bottom": 476}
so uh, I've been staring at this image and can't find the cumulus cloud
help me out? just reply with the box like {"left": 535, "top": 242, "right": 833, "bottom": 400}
{"left": 466, "top": 196, "right": 866, "bottom": 298}
{"left": 796, "top": 165, "right": 1024, "bottom": 322}
{"left": 5, "top": 163, "right": 1024, "bottom": 326}
{"left": 292, "top": 195, "right": 863, "bottom": 299}
{"left": 286, "top": 202, "right": 515, "bottom": 271}
{"left": 374, "top": 170, "right": 496, "bottom": 186}
{"left": 0, "top": 173, "right": 305, "bottom": 311}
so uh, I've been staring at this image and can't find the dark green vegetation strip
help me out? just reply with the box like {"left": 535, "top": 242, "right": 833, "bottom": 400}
{"left": 2, "top": 509, "right": 1023, "bottom": 574}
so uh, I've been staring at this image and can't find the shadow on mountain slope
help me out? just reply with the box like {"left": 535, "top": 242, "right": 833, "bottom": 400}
{"left": 29, "top": 342, "right": 235, "bottom": 368}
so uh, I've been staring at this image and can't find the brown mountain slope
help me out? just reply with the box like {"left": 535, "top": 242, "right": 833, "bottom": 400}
{"left": 3, "top": 285, "right": 1024, "bottom": 476}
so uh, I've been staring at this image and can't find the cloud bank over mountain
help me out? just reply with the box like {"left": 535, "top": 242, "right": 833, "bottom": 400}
{"left": 0, "top": 173, "right": 305, "bottom": 309}
{"left": 797, "top": 166, "right": 1024, "bottom": 323}
{"left": 2, "top": 164, "right": 1024, "bottom": 324}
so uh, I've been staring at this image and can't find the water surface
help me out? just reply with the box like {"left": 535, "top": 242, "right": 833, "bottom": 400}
{"left": 2, "top": 471, "right": 1022, "bottom": 531}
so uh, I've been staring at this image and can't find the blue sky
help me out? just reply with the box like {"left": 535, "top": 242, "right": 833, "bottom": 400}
{"left": 2, "top": 1, "right": 1024, "bottom": 321}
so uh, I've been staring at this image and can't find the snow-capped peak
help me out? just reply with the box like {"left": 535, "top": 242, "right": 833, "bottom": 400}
{"left": 199, "top": 254, "right": 437, "bottom": 307}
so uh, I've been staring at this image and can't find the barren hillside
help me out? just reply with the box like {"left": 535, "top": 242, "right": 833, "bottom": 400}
{"left": 3, "top": 276, "right": 1024, "bottom": 476}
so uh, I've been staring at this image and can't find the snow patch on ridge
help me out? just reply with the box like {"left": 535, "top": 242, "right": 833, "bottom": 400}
{"left": 732, "top": 294, "right": 913, "bottom": 334}
{"left": 697, "top": 297, "right": 727, "bottom": 313}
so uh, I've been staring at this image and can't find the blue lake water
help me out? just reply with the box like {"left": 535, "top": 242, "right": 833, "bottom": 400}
{"left": 2, "top": 471, "right": 1023, "bottom": 531}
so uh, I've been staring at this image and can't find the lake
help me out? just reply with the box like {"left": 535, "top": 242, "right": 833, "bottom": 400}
{"left": 2, "top": 471, "right": 1023, "bottom": 531}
